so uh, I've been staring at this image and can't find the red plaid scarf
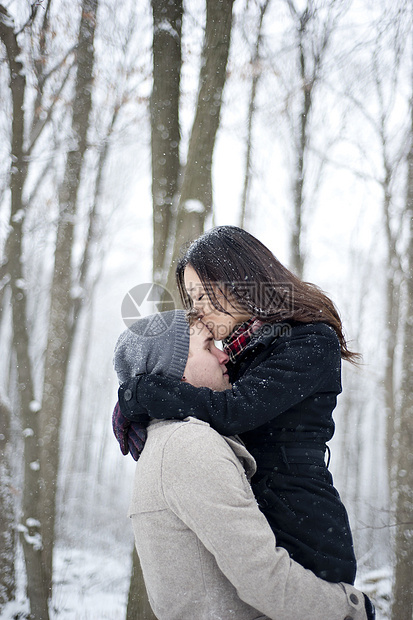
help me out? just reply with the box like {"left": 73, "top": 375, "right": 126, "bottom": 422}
{"left": 223, "top": 317, "right": 264, "bottom": 362}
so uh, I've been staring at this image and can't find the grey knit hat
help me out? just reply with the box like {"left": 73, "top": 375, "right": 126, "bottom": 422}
{"left": 113, "top": 309, "right": 190, "bottom": 385}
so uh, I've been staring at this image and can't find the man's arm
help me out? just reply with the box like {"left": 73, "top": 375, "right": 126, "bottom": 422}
{"left": 161, "top": 422, "right": 366, "bottom": 620}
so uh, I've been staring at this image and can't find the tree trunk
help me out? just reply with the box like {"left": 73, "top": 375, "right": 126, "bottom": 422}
{"left": 391, "top": 94, "right": 413, "bottom": 620}
{"left": 239, "top": 0, "right": 270, "bottom": 230}
{"left": 126, "top": 2, "right": 183, "bottom": 609}
{"left": 164, "top": 0, "right": 235, "bottom": 301}
{"left": 0, "top": 7, "right": 50, "bottom": 618}
{"left": 0, "top": 399, "right": 15, "bottom": 612}
{"left": 40, "top": 0, "right": 98, "bottom": 597}
{"left": 382, "top": 175, "right": 401, "bottom": 485}
{"left": 288, "top": 3, "right": 314, "bottom": 279}
{"left": 126, "top": 548, "right": 156, "bottom": 620}
{"left": 285, "top": 0, "right": 340, "bottom": 278}
{"left": 151, "top": 0, "right": 183, "bottom": 284}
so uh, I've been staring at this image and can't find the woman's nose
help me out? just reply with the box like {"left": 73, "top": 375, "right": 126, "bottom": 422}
{"left": 193, "top": 301, "right": 205, "bottom": 317}
{"left": 194, "top": 296, "right": 211, "bottom": 315}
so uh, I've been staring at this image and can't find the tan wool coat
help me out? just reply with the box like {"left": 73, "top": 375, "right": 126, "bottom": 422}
{"left": 128, "top": 417, "right": 367, "bottom": 620}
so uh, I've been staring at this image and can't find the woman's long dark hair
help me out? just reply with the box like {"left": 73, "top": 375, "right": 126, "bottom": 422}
{"left": 176, "top": 226, "right": 359, "bottom": 363}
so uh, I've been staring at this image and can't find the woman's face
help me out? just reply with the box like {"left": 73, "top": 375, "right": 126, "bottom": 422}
{"left": 183, "top": 265, "right": 251, "bottom": 340}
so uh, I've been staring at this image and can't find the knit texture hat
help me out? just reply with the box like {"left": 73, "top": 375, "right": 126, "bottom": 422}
{"left": 113, "top": 309, "right": 190, "bottom": 384}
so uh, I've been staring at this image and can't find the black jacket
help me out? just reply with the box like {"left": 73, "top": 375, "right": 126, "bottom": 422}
{"left": 119, "top": 321, "right": 357, "bottom": 584}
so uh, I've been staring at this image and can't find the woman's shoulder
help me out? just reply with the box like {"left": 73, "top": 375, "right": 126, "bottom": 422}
{"left": 231, "top": 322, "right": 340, "bottom": 372}
{"left": 289, "top": 321, "right": 338, "bottom": 338}
{"left": 261, "top": 321, "right": 340, "bottom": 354}
{"left": 258, "top": 320, "right": 337, "bottom": 341}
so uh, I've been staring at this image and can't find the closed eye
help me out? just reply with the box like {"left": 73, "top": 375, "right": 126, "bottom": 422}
{"left": 204, "top": 337, "right": 214, "bottom": 351}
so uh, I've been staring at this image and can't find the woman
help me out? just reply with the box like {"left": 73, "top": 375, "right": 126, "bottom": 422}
{"left": 117, "top": 226, "right": 358, "bottom": 585}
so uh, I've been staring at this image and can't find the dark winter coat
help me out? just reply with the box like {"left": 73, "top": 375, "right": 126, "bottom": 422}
{"left": 119, "top": 321, "right": 357, "bottom": 585}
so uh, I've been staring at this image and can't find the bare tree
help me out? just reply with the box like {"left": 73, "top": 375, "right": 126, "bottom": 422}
{"left": 342, "top": 31, "right": 406, "bottom": 486}
{"left": 124, "top": 1, "right": 236, "bottom": 613}
{"left": 0, "top": 0, "right": 132, "bottom": 614}
{"left": 39, "top": 0, "right": 99, "bottom": 595}
{"left": 239, "top": 0, "right": 271, "bottom": 229}
{"left": 0, "top": 398, "right": 15, "bottom": 612}
{"left": 392, "top": 43, "right": 413, "bottom": 619}
{"left": 163, "top": 0, "right": 235, "bottom": 300}
{"left": 0, "top": 5, "right": 50, "bottom": 616}
{"left": 334, "top": 0, "right": 413, "bottom": 606}
{"left": 126, "top": 547, "right": 156, "bottom": 620}
{"left": 124, "top": 3, "right": 184, "bottom": 614}
{"left": 151, "top": 0, "right": 183, "bottom": 284}
{"left": 270, "top": 0, "right": 348, "bottom": 277}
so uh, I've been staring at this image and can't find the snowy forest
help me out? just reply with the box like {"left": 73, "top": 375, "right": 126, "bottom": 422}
{"left": 0, "top": 0, "right": 412, "bottom": 618}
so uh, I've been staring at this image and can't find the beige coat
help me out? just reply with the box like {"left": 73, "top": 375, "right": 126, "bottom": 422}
{"left": 128, "top": 418, "right": 367, "bottom": 620}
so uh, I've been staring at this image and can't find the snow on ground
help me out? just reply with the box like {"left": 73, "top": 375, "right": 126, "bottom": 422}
{"left": 355, "top": 567, "right": 393, "bottom": 620}
{"left": 50, "top": 547, "right": 131, "bottom": 619}
{"left": 3, "top": 546, "right": 131, "bottom": 620}
{"left": 4, "top": 547, "right": 392, "bottom": 619}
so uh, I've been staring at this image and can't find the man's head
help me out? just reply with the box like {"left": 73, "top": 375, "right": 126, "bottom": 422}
{"left": 183, "top": 320, "right": 230, "bottom": 391}
{"left": 114, "top": 310, "right": 230, "bottom": 391}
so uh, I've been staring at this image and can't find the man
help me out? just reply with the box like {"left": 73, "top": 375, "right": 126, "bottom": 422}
{"left": 113, "top": 310, "right": 374, "bottom": 620}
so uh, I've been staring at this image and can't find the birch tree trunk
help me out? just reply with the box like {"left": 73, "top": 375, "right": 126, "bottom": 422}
{"left": 126, "top": 548, "right": 156, "bottom": 620}
{"left": 290, "top": 11, "right": 312, "bottom": 279}
{"left": 391, "top": 92, "right": 413, "bottom": 620}
{"left": 0, "top": 398, "right": 15, "bottom": 611}
{"left": 129, "top": 1, "right": 235, "bottom": 609}
{"left": 239, "top": 0, "right": 270, "bottom": 230}
{"left": 284, "top": 0, "right": 344, "bottom": 278}
{"left": 40, "top": 0, "right": 98, "bottom": 597}
{"left": 164, "top": 0, "right": 235, "bottom": 300}
{"left": 0, "top": 7, "right": 50, "bottom": 617}
{"left": 151, "top": 0, "right": 182, "bottom": 284}
{"left": 125, "top": 2, "right": 184, "bottom": 613}
{"left": 382, "top": 177, "right": 401, "bottom": 481}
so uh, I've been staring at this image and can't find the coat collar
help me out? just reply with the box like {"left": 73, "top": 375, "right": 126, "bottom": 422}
{"left": 149, "top": 417, "right": 257, "bottom": 480}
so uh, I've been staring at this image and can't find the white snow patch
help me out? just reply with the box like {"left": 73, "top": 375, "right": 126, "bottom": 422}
{"left": 29, "top": 400, "right": 41, "bottom": 412}
{"left": 183, "top": 199, "right": 205, "bottom": 214}
{"left": 155, "top": 19, "right": 180, "bottom": 40}
{"left": 1, "top": 599, "right": 30, "bottom": 619}
{"left": 12, "top": 209, "right": 25, "bottom": 223}
{"left": 70, "top": 285, "right": 84, "bottom": 300}
{"left": 0, "top": 11, "right": 15, "bottom": 28}
{"left": 356, "top": 566, "right": 392, "bottom": 620}
{"left": 29, "top": 460, "right": 40, "bottom": 471}
{"left": 16, "top": 522, "right": 43, "bottom": 551}
{"left": 22, "top": 427, "right": 34, "bottom": 438}
{"left": 15, "top": 278, "right": 26, "bottom": 289}
{"left": 26, "top": 532, "right": 42, "bottom": 550}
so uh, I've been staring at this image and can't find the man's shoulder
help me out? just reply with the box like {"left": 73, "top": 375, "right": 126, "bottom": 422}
{"left": 153, "top": 419, "right": 233, "bottom": 466}
{"left": 156, "top": 417, "right": 230, "bottom": 456}
{"left": 149, "top": 417, "right": 216, "bottom": 440}
{"left": 129, "top": 419, "right": 217, "bottom": 515}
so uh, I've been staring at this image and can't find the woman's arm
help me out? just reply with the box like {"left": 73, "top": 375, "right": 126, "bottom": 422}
{"left": 119, "top": 323, "right": 341, "bottom": 436}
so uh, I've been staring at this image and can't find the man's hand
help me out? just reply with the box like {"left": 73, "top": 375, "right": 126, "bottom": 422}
{"left": 112, "top": 400, "right": 147, "bottom": 461}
